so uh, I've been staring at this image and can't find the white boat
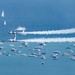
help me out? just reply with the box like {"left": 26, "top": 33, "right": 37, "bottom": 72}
{"left": 0, "top": 42, "right": 3, "bottom": 44}
{"left": 70, "top": 56, "right": 75, "bottom": 61}
{"left": 1, "top": 11, "right": 4, "bottom": 17}
{"left": 4, "top": 21, "right": 6, "bottom": 26}
{"left": 16, "top": 26, "right": 26, "bottom": 32}
{"left": 9, "top": 44, "right": 14, "bottom": 47}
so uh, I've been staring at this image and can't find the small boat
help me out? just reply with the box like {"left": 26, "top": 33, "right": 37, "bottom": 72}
{"left": 0, "top": 42, "right": 3, "bottom": 44}
{"left": 66, "top": 47, "right": 71, "bottom": 49}
{"left": 0, "top": 52, "right": 2, "bottom": 55}
{"left": 70, "top": 44, "right": 75, "bottom": 47}
{"left": 53, "top": 50, "right": 61, "bottom": 54}
{"left": 70, "top": 56, "right": 75, "bottom": 61}
{"left": 41, "top": 62, "right": 44, "bottom": 65}
{"left": 21, "top": 42, "right": 29, "bottom": 47}
{"left": 1, "top": 11, "right": 4, "bottom": 17}
{"left": 6, "top": 53, "right": 11, "bottom": 56}
{"left": 11, "top": 48, "right": 16, "bottom": 52}
{"left": 35, "top": 46, "right": 43, "bottom": 50}
{"left": 0, "top": 46, "right": 4, "bottom": 50}
{"left": 51, "top": 53, "right": 58, "bottom": 60}
{"left": 1, "top": 10, "right": 4, "bottom": 17}
{"left": 9, "top": 44, "right": 14, "bottom": 47}
{"left": 62, "top": 52, "right": 70, "bottom": 56}
{"left": 41, "top": 55, "right": 46, "bottom": 59}
{"left": 18, "top": 45, "right": 23, "bottom": 48}
{"left": 20, "top": 53, "right": 27, "bottom": 56}
{"left": 28, "top": 54, "right": 37, "bottom": 57}
{"left": 68, "top": 50, "right": 73, "bottom": 53}
{"left": 16, "top": 26, "right": 26, "bottom": 32}
{"left": 39, "top": 42, "right": 47, "bottom": 46}
{"left": 4, "top": 21, "right": 6, "bottom": 26}
{"left": 41, "top": 52, "right": 46, "bottom": 55}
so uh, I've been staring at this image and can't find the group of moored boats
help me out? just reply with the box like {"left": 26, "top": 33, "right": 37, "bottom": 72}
{"left": 0, "top": 41, "right": 75, "bottom": 65}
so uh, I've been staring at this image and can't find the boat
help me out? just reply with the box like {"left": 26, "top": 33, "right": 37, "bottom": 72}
{"left": 4, "top": 21, "right": 6, "bottom": 26}
{"left": 70, "top": 55, "right": 75, "bottom": 61}
{"left": 53, "top": 50, "right": 61, "bottom": 54}
{"left": 1, "top": 10, "right": 4, "bottom": 17}
{"left": 16, "top": 26, "right": 26, "bottom": 32}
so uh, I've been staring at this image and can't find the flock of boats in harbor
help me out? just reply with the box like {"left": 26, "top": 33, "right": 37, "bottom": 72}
{"left": 0, "top": 40, "right": 75, "bottom": 65}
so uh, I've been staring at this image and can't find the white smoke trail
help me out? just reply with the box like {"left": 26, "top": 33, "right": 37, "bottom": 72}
{"left": 18, "top": 37, "right": 75, "bottom": 42}
{"left": 18, "top": 28, "right": 75, "bottom": 35}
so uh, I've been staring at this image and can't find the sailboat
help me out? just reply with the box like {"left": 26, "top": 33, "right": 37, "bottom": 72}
{"left": 1, "top": 10, "right": 4, "bottom": 17}
{"left": 4, "top": 21, "right": 6, "bottom": 26}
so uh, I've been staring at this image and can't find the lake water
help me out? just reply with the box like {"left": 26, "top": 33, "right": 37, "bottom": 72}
{"left": 0, "top": 42, "right": 75, "bottom": 75}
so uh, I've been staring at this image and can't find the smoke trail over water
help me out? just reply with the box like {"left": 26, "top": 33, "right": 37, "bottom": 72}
{"left": 18, "top": 37, "right": 75, "bottom": 42}
{"left": 18, "top": 28, "right": 75, "bottom": 35}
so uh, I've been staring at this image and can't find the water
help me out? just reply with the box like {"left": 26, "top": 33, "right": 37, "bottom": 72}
{"left": 0, "top": 0, "right": 75, "bottom": 75}
{"left": 0, "top": 42, "right": 75, "bottom": 75}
